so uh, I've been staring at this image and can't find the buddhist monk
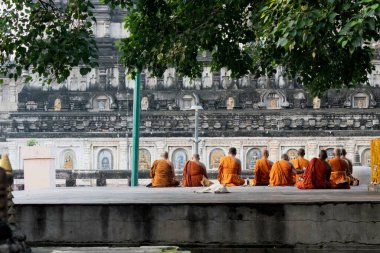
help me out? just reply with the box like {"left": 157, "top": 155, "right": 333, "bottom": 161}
{"left": 269, "top": 154, "right": 304, "bottom": 186}
{"left": 182, "top": 154, "right": 208, "bottom": 187}
{"left": 291, "top": 148, "right": 309, "bottom": 184}
{"left": 341, "top": 149, "right": 359, "bottom": 186}
{"left": 328, "top": 148, "right": 350, "bottom": 189}
{"left": 217, "top": 147, "right": 245, "bottom": 186}
{"left": 297, "top": 150, "right": 331, "bottom": 189}
{"left": 252, "top": 149, "right": 273, "bottom": 186}
{"left": 150, "top": 152, "right": 179, "bottom": 187}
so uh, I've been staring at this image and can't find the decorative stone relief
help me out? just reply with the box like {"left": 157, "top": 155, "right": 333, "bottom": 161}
{"left": 172, "top": 148, "right": 188, "bottom": 171}
{"left": 209, "top": 148, "right": 225, "bottom": 170}
{"left": 61, "top": 150, "right": 75, "bottom": 170}
{"left": 313, "top": 97, "right": 321, "bottom": 109}
{"left": 361, "top": 148, "right": 371, "bottom": 166}
{"left": 246, "top": 148, "right": 261, "bottom": 170}
{"left": 98, "top": 149, "right": 113, "bottom": 170}
{"left": 54, "top": 98, "right": 62, "bottom": 111}
{"left": 226, "top": 97, "right": 235, "bottom": 110}
{"left": 141, "top": 97, "right": 149, "bottom": 111}
{"left": 139, "top": 149, "right": 151, "bottom": 170}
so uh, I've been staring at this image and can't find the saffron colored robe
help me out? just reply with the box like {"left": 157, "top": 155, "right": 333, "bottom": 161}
{"left": 150, "top": 160, "right": 179, "bottom": 187}
{"left": 269, "top": 160, "right": 294, "bottom": 186}
{"left": 182, "top": 160, "right": 208, "bottom": 187}
{"left": 328, "top": 157, "right": 350, "bottom": 189}
{"left": 291, "top": 157, "right": 309, "bottom": 184}
{"left": 342, "top": 157, "right": 359, "bottom": 186}
{"left": 252, "top": 158, "right": 272, "bottom": 186}
{"left": 297, "top": 158, "right": 331, "bottom": 189}
{"left": 217, "top": 156, "right": 245, "bottom": 186}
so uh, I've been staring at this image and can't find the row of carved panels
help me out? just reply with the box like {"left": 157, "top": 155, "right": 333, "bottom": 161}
{"left": 5, "top": 114, "right": 380, "bottom": 133}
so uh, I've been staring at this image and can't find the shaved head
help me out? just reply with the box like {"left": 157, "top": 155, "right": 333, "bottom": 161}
{"left": 161, "top": 152, "right": 169, "bottom": 159}
{"left": 281, "top": 154, "right": 289, "bottom": 161}
{"left": 298, "top": 148, "right": 305, "bottom": 157}
{"left": 262, "top": 149, "right": 269, "bottom": 158}
{"left": 342, "top": 149, "right": 347, "bottom": 156}
{"left": 192, "top": 154, "right": 200, "bottom": 160}
{"left": 334, "top": 148, "right": 342, "bottom": 157}
{"left": 319, "top": 150, "right": 328, "bottom": 160}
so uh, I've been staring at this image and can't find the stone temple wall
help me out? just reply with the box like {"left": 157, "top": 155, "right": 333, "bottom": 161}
{"left": 0, "top": 2, "right": 379, "bottom": 186}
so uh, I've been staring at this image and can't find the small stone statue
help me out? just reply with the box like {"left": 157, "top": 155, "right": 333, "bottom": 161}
{"left": 313, "top": 97, "right": 321, "bottom": 109}
{"left": 54, "top": 98, "right": 62, "bottom": 111}
{"left": 141, "top": 97, "right": 149, "bottom": 111}
{"left": 226, "top": 97, "right": 235, "bottom": 110}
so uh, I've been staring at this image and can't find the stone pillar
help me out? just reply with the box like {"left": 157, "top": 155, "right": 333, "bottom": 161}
{"left": 119, "top": 140, "right": 128, "bottom": 170}
{"left": 7, "top": 143, "right": 17, "bottom": 171}
{"left": 268, "top": 140, "right": 280, "bottom": 161}
{"left": 307, "top": 140, "right": 318, "bottom": 159}
{"left": 155, "top": 141, "right": 166, "bottom": 159}
{"left": 345, "top": 141, "right": 356, "bottom": 161}
{"left": 82, "top": 142, "right": 91, "bottom": 170}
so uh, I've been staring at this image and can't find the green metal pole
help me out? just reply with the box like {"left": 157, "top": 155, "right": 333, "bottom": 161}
{"left": 131, "top": 73, "right": 141, "bottom": 186}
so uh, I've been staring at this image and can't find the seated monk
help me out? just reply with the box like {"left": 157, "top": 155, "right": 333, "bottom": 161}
{"left": 290, "top": 148, "right": 309, "bottom": 184}
{"left": 342, "top": 149, "right": 359, "bottom": 186}
{"left": 150, "top": 152, "right": 179, "bottom": 187}
{"left": 328, "top": 148, "right": 350, "bottom": 189}
{"left": 252, "top": 149, "right": 273, "bottom": 186}
{"left": 269, "top": 154, "right": 304, "bottom": 186}
{"left": 297, "top": 150, "right": 331, "bottom": 189}
{"left": 217, "top": 147, "right": 245, "bottom": 186}
{"left": 182, "top": 154, "right": 208, "bottom": 187}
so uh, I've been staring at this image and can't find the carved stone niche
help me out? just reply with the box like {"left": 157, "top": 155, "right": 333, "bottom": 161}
{"left": 176, "top": 92, "right": 199, "bottom": 111}
{"left": 345, "top": 90, "right": 376, "bottom": 109}
{"left": 26, "top": 101, "right": 38, "bottom": 111}
{"left": 87, "top": 94, "right": 116, "bottom": 111}
{"left": 259, "top": 90, "right": 289, "bottom": 109}
{"left": 293, "top": 92, "right": 306, "bottom": 108}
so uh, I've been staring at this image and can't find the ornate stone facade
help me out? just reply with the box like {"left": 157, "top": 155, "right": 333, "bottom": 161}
{"left": 0, "top": 3, "right": 379, "bottom": 184}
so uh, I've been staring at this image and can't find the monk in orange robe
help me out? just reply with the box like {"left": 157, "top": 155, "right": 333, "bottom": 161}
{"left": 328, "top": 148, "right": 350, "bottom": 189}
{"left": 217, "top": 147, "right": 245, "bottom": 186}
{"left": 297, "top": 150, "right": 331, "bottom": 189}
{"left": 269, "top": 154, "right": 304, "bottom": 186}
{"left": 252, "top": 149, "right": 272, "bottom": 186}
{"left": 182, "top": 154, "right": 208, "bottom": 187}
{"left": 341, "top": 149, "right": 359, "bottom": 186}
{"left": 291, "top": 148, "right": 309, "bottom": 184}
{"left": 150, "top": 152, "right": 179, "bottom": 187}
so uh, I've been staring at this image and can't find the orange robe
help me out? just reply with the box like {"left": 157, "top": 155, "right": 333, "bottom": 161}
{"left": 217, "top": 156, "right": 245, "bottom": 186}
{"left": 253, "top": 158, "right": 272, "bottom": 186}
{"left": 150, "top": 160, "right": 179, "bottom": 187}
{"left": 291, "top": 157, "right": 309, "bottom": 184}
{"left": 328, "top": 157, "right": 350, "bottom": 189}
{"left": 342, "top": 157, "right": 359, "bottom": 186}
{"left": 182, "top": 160, "right": 208, "bottom": 187}
{"left": 269, "top": 160, "right": 294, "bottom": 186}
{"left": 297, "top": 158, "right": 331, "bottom": 189}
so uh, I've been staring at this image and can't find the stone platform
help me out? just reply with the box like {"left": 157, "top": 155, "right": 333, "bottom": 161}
{"left": 13, "top": 186, "right": 380, "bottom": 248}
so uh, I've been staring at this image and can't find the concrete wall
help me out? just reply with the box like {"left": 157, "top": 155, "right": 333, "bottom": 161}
{"left": 16, "top": 203, "right": 380, "bottom": 247}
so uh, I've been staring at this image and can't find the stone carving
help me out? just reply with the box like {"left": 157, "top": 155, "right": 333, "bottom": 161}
{"left": 172, "top": 148, "right": 188, "bottom": 171}
{"left": 226, "top": 97, "right": 235, "bottom": 110}
{"left": 286, "top": 149, "right": 298, "bottom": 160}
{"left": 54, "top": 98, "right": 62, "bottom": 111}
{"left": 202, "top": 72, "right": 212, "bottom": 89}
{"left": 346, "top": 90, "right": 376, "bottom": 109}
{"left": 139, "top": 149, "right": 151, "bottom": 170}
{"left": 313, "top": 97, "right": 321, "bottom": 109}
{"left": 98, "top": 149, "right": 113, "bottom": 170}
{"left": 141, "top": 97, "right": 149, "bottom": 111}
{"left": 260, "top": 91, "right": 288, "bottom": 109}
{"left": 63, "top": 151, "right": 75, "bottom": 170}
{"left": 246, "top": 148, "right": 261, "bottom": 170}
{"left": 240, "top": 75, "right": 250, "bottom": 88}
{"left": 361, "top": 148, "right": 371, "bottom": 167}
{"left": 209, "top": 148, "right": 225, "bottom": 170}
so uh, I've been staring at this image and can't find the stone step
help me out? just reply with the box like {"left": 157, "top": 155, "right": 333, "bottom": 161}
{"left": 33, "top": 247, "right": 189, "bottom": 253}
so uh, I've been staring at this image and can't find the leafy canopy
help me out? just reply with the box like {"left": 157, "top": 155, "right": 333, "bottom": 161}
{"left": 118, "top": 0, "right": 380, "bottom": 96}
{"left": 0, "top": 0, "right": 98, "bottom": 84}
{"left": 1, "top": 0, "right": 379, "bottom": 96}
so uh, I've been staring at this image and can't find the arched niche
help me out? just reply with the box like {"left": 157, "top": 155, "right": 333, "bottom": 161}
{"left": 286, "top": 149, "right": 298, "bottom": 160}
{"left": 60, "top": 149, "right": 76, "bottom": 170}
{"left": 139, "top": 149, "right": 151, "bottom": 170}
{"left": 361, "top": 148, "right": 371, "bottom": 167}
{"left": 172, "top": 148, "right": 188, "bottom": 171}
{"left": 98, "top": 149, "right": 113, "bottom": 170}
{"left": 246, "top": 148, "right": 261, "bottom": 170}
{"left": 87, "top": 94, "right": 116, "bottom": 111}
{"left": 209, "top": 148, "right": 226, "bottom": 170}
{"left": 260, "top": 90, "right": 289, "bottom": 109}
{"left": 325, "top": 148, "right": 334, "bottom": 159}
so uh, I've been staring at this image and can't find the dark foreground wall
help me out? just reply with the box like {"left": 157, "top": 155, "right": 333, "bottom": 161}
{"left": 16, "top": 203, "right": 380, "bottom": 247}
